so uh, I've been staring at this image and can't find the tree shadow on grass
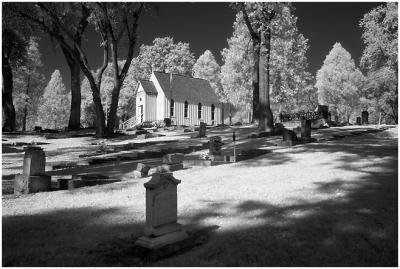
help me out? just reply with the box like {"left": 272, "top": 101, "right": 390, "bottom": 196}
{"left": 236, "top": 131, "right": 397, "bottom": 168}
{"left": 2, "top": 206, "right": 145, "bottom": 266}
{"left": 158, "top": 170, "right": 397, "bottom": 266}
{"left": 153, "top": 132, "right": 397, "bottom": 266}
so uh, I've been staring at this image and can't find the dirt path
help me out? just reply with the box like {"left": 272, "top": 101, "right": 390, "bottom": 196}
{"left": 2, "top": 127, "right": 397, "bottom": 266}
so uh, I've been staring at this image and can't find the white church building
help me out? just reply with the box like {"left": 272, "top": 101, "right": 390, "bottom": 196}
{"left": 135, "top": 71, "right": 222, "bottom": 126}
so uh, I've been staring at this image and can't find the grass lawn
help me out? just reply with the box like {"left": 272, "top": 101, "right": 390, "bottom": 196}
{"left": 2, "top": 126, "right": 398, "bottom": 266}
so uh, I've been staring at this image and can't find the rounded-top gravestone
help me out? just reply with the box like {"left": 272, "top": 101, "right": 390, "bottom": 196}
{"left": 198, "top": 122, "right": 206, "bottom": 137}
{"left": 362, "top": 111, "right": 369, "bottom": 125}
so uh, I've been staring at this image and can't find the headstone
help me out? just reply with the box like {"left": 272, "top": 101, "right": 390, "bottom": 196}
{"left": 136, "top": 163, "right": 150, "bottom": 174}
{"left": 135, "top": 173, "right": 188, "bottom": 249}
{"left": 356, "top": 117, "right": 361, "bottom": 125}
{"left": 278, "top": 129, "right": 298, "bottom": 147}
{"left": 22, "top": 146, "right": 45, "bottom": 176}
{"left": 316, "top": 104, "right": 329, "bottom": 120}
{"left": 361, "top": 111, "right": 369, "bottom": 125}
{"left": 162, "top": 153, "right": 184, "bottom": 165}
{"left": 132, "top": 170, "right": 146, "bottom": 179}
{"left": 274, "top": 123, "right": 285, "bottom": 135}
{"left": 209, "top": 136, "right": 223, "bottom": 155}
{"left": 301, "top": 119, "right": 311, "bottom": 139}
{"left": 198, "top": 122, "right": 206, "bottom": 137}
{"left": 148, "top": 164, "right": 183, "bottom": 176}
{"left": 14, "top": 146, "right": 51, "bottom": 195}
{"left": 334, "top": 115, "right": 339, "bottom": 122}
{"left": 33, "top": 126, "right": 42, "bottom": 133}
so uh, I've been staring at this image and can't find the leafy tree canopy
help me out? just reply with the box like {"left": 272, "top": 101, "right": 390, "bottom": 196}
{"left": 36, "top": 70, "right": 70, "bottom": 129}
{"left": 137, "top": 37, "right": 195, "bottom": 77}
{"left": 315, "top": 43, "right": 365, "bottom": 121}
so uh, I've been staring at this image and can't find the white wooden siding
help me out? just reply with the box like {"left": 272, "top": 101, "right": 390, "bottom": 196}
{"left": 145, "top": 94, "right": 157, "bottom": 121}
{"left": 136, "top": 86, "right": 145, "bottom": 123}
{"left": 151, "top": 72, "right": 166, "bottom": 119}
{"left": 163, "top": 99, "right": 222, "bottom": 126}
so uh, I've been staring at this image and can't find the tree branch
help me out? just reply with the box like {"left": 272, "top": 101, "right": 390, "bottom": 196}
{"left": 119, "top": 3, "right": 144, "bottom": 82}
{"left": 240, "top": 3, "right": 260, "bottom": 43}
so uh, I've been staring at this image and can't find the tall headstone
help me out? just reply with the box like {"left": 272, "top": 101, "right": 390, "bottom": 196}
{"left": 279, "top": 129, "right": 298, "bottom": 146}
{"left": 198, "top": 122, "right": 206, "bottom": 137}
{"left": 334, "top": 115, "right": 339, "bottom": 123}
{"left": 356, "top": 117, "right": 362, "bottom": 125}
{"left": 317, "top": 105, "right": 329, "bottom": 120}
{"left": 14, "top": 146, "right": 51, "bottom": 195}
{"left": 361, "top": 111, "right": 369, "bottom": 125}
{"left": 301, "top": 119, "right": 311, "bottom": 139}
{"left": 135, "top": 173, "right": 188, "bottom": 249}
{"left": 209, "top": 136, "right": 223, "bottom": 155}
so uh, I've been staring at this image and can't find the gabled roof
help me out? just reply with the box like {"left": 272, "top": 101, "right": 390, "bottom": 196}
{"left": 139, "top": 80, "right": 158, "bottom": 95}
{"left": 153, "top": 71, "right": 220, "bottom": 104}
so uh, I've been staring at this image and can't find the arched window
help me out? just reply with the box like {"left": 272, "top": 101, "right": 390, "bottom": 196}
{"left": 211, "top": 104, "right": 215, "bottom": 121}
{"left": 170, "top": 99, "right": 174, "bottom": 117}
{"left": 198, "top": 103, "right": 202, "bottom": 119}
{"left": 184, "top": 101, "right": 188, "bottom": 118}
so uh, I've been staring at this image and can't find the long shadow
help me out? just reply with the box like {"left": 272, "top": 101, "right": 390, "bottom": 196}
{"left": 159, "top": 173, "right": 397, "bottom": 266}
{"left": 153, "top": 130, "right": 398, "bottom": 266}
{"left": 2, "top": 206, "right": 145, "bottom": 266}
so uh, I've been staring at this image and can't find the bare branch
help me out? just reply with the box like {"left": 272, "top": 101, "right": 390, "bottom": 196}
{"left": 37, "top": 3, "right": 76, "bottom": 43}
{"left": 119, "top": 3, "right": 144, "bottom": 82}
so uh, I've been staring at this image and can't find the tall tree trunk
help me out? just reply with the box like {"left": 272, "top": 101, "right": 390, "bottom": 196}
{"left": 62, "top": 47, "right": 81, "bottom": 130}
{"left": 92, "top": 87, "right": 106, "bottom": 137}
{"left": 258, "top": 29, "right": 274, "bottom": 132}
{"left": 252, "top": 43, "right": 260, "bottom": 124}
{"left": 2, "top": 54, "right": 16, "bottom": 132}
{"left": 22, "top": 75, "right": 31, "bottom": 131}
{"left": 106, "top": 40, "right": 121, "bottom": 136}
{"left": 68, "top": 60, "right": 81, "bottom": 130}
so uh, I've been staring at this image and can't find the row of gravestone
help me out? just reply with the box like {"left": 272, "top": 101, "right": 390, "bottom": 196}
{"left": 12, "top": 138, "right": 208, "bottom": 194}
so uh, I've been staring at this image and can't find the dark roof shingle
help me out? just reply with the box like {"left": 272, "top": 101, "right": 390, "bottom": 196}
{"left": 153, "top": 71, "right": 220, "bottom": 104}
{"left": 139, "top": 80, "right": 158, "bottom": 95}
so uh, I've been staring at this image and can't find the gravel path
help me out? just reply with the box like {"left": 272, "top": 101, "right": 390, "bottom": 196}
{"left": 2, "top": 126, "right": 397, "bottom": 266}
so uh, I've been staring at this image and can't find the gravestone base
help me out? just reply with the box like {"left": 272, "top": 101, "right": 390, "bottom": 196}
{"left": 135, "top": 229, "right": 189, "bottom": 249}
{"left": 277, "top": 140, "right": 297, "bottom": 147}
{"left": 14, "top": 174, "right": 51, "bottom": 194}
{"left": 145, "top": 222, "right": 183, "bottom": 237}
{"left": 299, "top": 137, "right": 317, "bottom": 144}
{"left": 68, "top": 179, "right": 84, "bottom": 189}
{"left": 210, "top": 155, "right": 236, "bottom": 162}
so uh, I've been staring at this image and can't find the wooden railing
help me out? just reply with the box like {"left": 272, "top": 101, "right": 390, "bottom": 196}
{"left": 119, "top": 116, "right": 138, "bottom": 129}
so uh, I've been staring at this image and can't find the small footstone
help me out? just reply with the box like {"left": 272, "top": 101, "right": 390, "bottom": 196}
{"left": 162, "top": 153, "right": 184, "bottom": 164}
{"left": 133, "top": 170, "right": 146, "bottom": 179}
{"left": 161, "top": 163, "right": 184, "bottom": 172}
{"left": 68, "top": 179, "right": 84, "bottom": 189}
{"left": 136, "top": 163, "right": 150, "bottom": 174}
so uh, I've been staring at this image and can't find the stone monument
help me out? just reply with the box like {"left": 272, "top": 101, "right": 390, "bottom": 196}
{"left": 14, "top": 146, "right": 51, "bottom": 194}
{"left": 278, "top": 129, "right": 298, "bottom": 147}
{"left": 198, "top": 122, "right": 206, "bottom": 137}
{"left": 301, "top": 119, "right": 311, "bottom": 139}
{"left": 209, "top": 136, "right": 223, "bottom": 155}
{"left": 135, "top": 173, "right": 188, "bottom": 249}
{"left": 361, "top": 111, "right": 369, "bottom": 125}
